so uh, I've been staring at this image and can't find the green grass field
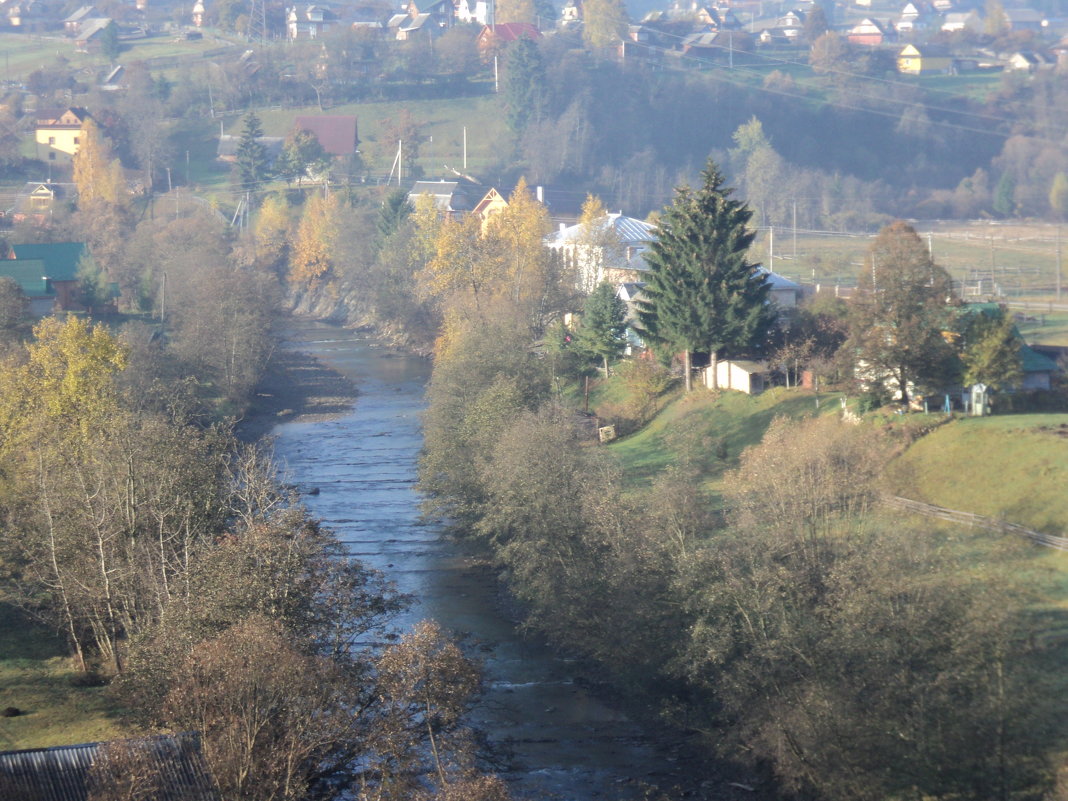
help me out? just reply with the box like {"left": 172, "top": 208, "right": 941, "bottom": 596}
{"left": 605, "top": 384, "right": 841, "bottom": 496}
{"left": 884, "top": 412, "right": 1068, "bottom": 535}
{"left": 0, "top": 604, "right": 123, "bottom": 749}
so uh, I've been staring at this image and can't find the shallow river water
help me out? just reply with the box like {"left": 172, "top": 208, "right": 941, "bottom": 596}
{"left": 270, "top": 319, "right": 697, "bottom": 801}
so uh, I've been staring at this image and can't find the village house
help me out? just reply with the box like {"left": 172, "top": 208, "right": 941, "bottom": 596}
{"left": 940, "top": 9, "right": 982, "bottom": 33}
{"left": 35, "top": 107, "right": 91, "bottom": 164}
{"left": 1005, "top": 50, "right": 1056, "bottom": 73}
{"left": 897, "top": 43, "right": 953, "bottom": 74}
{"left": 408, "top": 179, "right": 478, "bottom": 215}
{"left": 62, "top": 4, "right": 99, "bottom": 34}
{"left": 477, "top": 22, "right": 541, "bottom": 58}
{"left": 291, "top": 115, "right": 359, "bottom": 157}
{"left": 704, "top": 359, "right": 768, "bottom": 394}
{"left": 0, "top": 241, "right": 96, "bottom": 315}
{"left": 848, "top": 17, "right": 893, "bottom": 46}
{"left": 287, "top": 5, "right": 338, "bottom": 39}
{"left": 6, "top": 181, "right": 75, "bottom": 223}
{"left": 546, "top": 213, "right": 657, "bottom": 293}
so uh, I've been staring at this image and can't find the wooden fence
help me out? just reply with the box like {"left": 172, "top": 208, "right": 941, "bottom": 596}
{"left": 884, "top": 495, "right": 1068, "bottom": 551}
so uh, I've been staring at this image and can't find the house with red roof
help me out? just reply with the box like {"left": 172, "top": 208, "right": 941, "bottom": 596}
{"left": 477, "top": 22, "right": 541, "bottom": 57}
{"left": 291, "top": 115, "right": 359, "bottom": 158}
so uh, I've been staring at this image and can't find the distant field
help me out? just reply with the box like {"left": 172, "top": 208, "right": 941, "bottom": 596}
{"left": 767, "top": 221, "right": 1068, "bottom": 304}
{"left": 0, "top": 30, "right": 235, "bottom": 81}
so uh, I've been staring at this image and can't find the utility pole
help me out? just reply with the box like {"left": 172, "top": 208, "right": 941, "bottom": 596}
{"left": 792, "top": 200, "right": 797, "bottom": 260}
{"left": 1057, "top": 226, "right": 1062, "bottom": 301}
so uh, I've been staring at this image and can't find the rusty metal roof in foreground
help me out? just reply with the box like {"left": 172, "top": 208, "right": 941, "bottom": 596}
{"left": 0, "top": 732, "right": 221, "bottom": 801}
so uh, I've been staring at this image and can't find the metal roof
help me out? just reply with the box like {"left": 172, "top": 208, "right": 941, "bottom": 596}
{"left": 10, "top": 242, "right": 86, "bottom": 282}
{"left": 0, "top": 733, "right": 221, "bottom": 801}
{"left": 546, "top": 213, "right": 656, "bottom": 247}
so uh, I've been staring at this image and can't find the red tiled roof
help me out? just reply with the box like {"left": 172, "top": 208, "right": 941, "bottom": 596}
{"left": 486, "top": 22, "right": 541, "bottom": 42}
{"left": 291, "top": 115, "right": 359, "bottom": 156}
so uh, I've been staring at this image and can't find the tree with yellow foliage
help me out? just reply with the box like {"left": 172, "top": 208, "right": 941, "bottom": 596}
{"left": 254, "top": 193, "right": 293, "bottom": 273}
{"left": 289, "top": 192, "right": 341, "bottom": 286}
{"left": 484, "top": 177, "right": 565, "bottom": 330}
{"left": 496, "top": 0, "right": 534, "bottom": 23}
{"left": 0, "top": 316, "right": 128, "bottom": 451}
{"left": 72, "top": 119, "right": 127, "bottom": 211}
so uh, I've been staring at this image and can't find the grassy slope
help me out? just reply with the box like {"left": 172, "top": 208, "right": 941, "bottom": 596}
{"left": 0, "top": 604, "right": 123, "bottom": 749}
{"left": 884, "top": 413, "right": 1068, "bottom": 535}
{"left": 605, "top": 384, "right": 840, "bottom": 498}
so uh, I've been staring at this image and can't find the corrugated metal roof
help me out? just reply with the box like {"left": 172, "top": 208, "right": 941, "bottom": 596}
{"left": 0, "top": 258, "right": 50, "bottom": 296}
{"left": 755, "top": 266, "right": 801, "bottom": 290}
{"left": 10, "top": 242, "right": 86, "bottom": 282}
{"left": 0, "top": 733, "right": 221, "bottom": 801}
{"left": 546, "top": 213, "right": 656, "bottom": 247}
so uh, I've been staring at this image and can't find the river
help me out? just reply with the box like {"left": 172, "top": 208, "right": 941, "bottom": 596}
{"left": 269, "top": 319, "right": 698, "bottom": 801}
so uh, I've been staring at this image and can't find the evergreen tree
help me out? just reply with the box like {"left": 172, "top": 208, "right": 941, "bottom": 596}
{"left": 377, "top": 189, "right": 413, "bottom": 243}
{"left": 993, "top": 172, "right": 1016, "bottom": 217}
{"left": 636, "top": 158, "right": 775, "bottom": 391}
{"left": 235, "top": 112, "right": 270, "bottom": 190}
{"left": 576, "top": 282, "right": 627, "bottom": 376}
{"left": 100, "top": 20, "right": 121, "bottom": 62}
{"left": 501, "top": 38, "right": 547, "bottom": 135}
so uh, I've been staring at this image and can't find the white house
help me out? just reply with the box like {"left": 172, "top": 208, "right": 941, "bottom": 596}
{"left": 545, "top": 213, "right": 656, "bottom": 293}
{"left": 705, "top": 359, "right": 768, "bottom": 394}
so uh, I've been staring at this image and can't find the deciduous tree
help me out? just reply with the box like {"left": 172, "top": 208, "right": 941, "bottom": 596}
{"left": 582, "top": 0, "right": 628, "bottom": 49}
{"left": 846, "top": 221, "right": 956, "bottom": 403}
{"left": 961, "top": 308, "right": 1022, "bottom": 391}
{"left": 289, "top": 192, "right": 341, "bottom": 286}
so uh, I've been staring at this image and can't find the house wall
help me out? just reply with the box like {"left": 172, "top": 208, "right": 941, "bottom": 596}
{"left": 35, "top": 127, "right": 82, "bottom": 160}
{"left": 709, "top": 361, "right": 765, "bottom": 394}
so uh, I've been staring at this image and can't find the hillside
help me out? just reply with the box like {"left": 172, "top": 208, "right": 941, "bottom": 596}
{"left": 601, "top": 382, "right": 841, "bottom": 495}
{"left": 599, "top": 378, "right": 1068, "bottom": 542}
{"left": 884, "top": 413, "right": 1068, "bottom": 535}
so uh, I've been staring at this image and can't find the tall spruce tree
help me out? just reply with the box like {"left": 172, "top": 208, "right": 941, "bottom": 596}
{"left": 636, "top": 159, "right": 775, "bottom": 391}
{"left": 235, "top": 112, "right": 270, "bottom": 190}
{"left": 576, "top": 281, "right": 628, "bottom": 376}
{"left": 501, "top": 37, "right": 547, "bottom": 135}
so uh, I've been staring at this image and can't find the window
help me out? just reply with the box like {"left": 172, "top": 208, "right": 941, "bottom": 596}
{"left": 47, "top": 136, "right": 55, "bottom": 145}
{"left": 48, "top": 152, "right": 56, "bottom": 160}
{"left": 73, "top": 137, "right": 79, "bottom": 145}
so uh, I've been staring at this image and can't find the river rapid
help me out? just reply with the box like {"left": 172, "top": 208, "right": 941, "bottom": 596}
{"left": 269, "top": 319, "right": 699, "bottom": 801}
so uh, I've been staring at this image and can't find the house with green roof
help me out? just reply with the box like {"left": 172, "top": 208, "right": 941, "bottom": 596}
{"left": 0, "top": 241, "right": 103, "bottom": 314}
{"left": 954, "top": 302, "right": 1059, "bottom": 392}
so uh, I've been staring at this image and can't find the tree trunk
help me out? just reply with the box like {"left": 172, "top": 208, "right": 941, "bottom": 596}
{"left": 603, "top": 354, "right": 610, "bottom": 378}
{"left": 684, "top": 349, "right": 692, "bottom": 392}
{"left": 709, "top": 350, "right": 719, "bottom": 390}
